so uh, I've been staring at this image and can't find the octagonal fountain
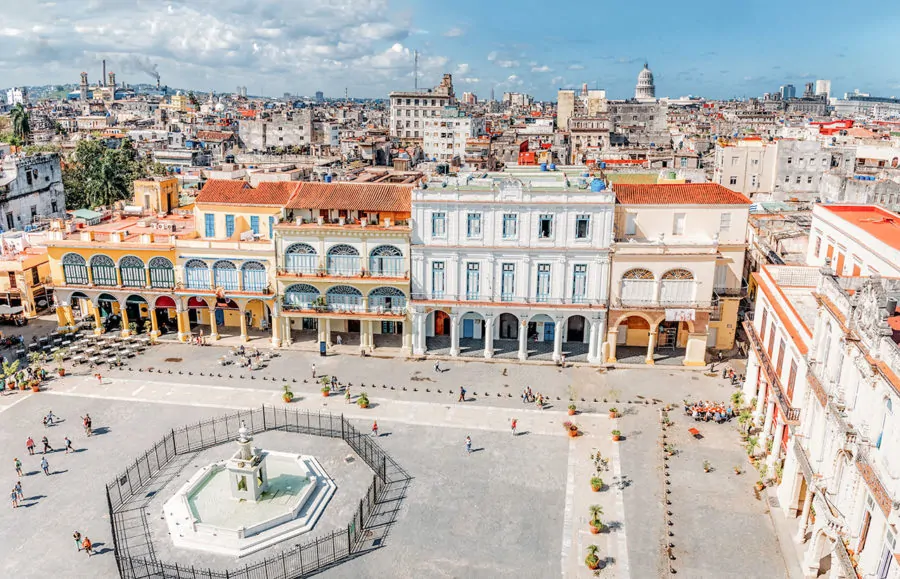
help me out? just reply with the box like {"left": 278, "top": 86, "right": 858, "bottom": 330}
{"left": 163, "top": 422, "right": 336, "bottom": 557}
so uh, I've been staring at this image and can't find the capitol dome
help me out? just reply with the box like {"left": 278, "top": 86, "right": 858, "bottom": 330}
{"left": 635, "top": 62, "right": 656, "bottom": 100}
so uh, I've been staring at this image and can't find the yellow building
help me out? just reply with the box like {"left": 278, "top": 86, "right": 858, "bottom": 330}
{"left": 0, "top": 236, "right": 51, "bottom": 318}
{"left": 134, "top": 177, "right": 180, "bottom": 214}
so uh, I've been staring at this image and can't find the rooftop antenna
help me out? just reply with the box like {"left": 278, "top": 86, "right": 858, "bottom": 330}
{"left": 414, "top": 50, "right": 419, "bottom": 90}
{"left": 345, "top": 87, "right": 348, "bottom": 102}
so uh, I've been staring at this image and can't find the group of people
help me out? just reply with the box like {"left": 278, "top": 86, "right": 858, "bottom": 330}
{"left": 521, "top": 387, "right": 546, "bottom": 409}
{"left": 685, "top": 401, "right": 735, "bottom": 423}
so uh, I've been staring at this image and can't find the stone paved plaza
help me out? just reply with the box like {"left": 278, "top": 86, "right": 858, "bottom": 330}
{"left": 0, "top": 340, "right": 794, "bottom": 579}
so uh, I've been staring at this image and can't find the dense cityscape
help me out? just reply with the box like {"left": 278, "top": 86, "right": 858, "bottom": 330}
{"left": 1, "top": 10, "right": 900, "bottom": 579}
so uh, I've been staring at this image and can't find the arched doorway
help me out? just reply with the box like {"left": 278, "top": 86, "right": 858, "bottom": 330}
{"left": 282, "top": 284, "right": 319, "bottom": 343}
{"left": 459, "top": 311, "right": 485, "bottom": 357}
{"left": 611, "top": 314, "right": 653, "bottom": 364}
{"left": 124, "top": 295, "right": 149, "bottom": 334}
{"left": 154, "top": 296, "right": 178, "bottom": 335}
{"left": 212, "top": 298, "right": 241, "bottom": 337}
{"left": 433, "top": 310, "right": 450, "bottom": 335}
{"left": 96, "top": 293, "right": 121, "bottom": 331}
{"left": 69, "top": 291, "right": 91, "bottom": 319}
{"left": 424, "top": 309, "right": 451, "bottom": 355}
{"left": 564, "top": 315, "right": 590, "bottom": 362}
{"left": 567, "top": 315, "right": 587, "bottom": 342}
{"left": 243, "top": 299, "right": 271, "bottom": 341}
{"left": 498, "top": 313, "right": 519, "bottom": 340}
{"left": 186, "top": 296, "right": 211, "bottom": 335}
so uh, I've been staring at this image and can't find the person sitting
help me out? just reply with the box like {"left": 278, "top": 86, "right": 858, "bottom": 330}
{"left": 691, "top": 408, "right": 699, "bottom": 420}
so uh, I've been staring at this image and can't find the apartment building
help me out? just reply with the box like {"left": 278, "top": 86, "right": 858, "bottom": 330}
{"left": 409, "top": 171, "right": 614, "bottom": 364}
{"left": 238, "top": 110, "right": 314, "bottom": 152}
{"left": 422, "top": 107, "right": 484, "bottom": 162}
{"left": 607, "top": 184, "right": 751, "bottom": 366}
{"left": 714, "top": 139, "right": 835, "bottom": 200}
{"left": 807, "top": 204, "right": 900, "bottom": 277}
{"left": 0, "top": 153, "right": 66, "bottom": 229}
{"left": 389, "top": 74, "right": 456, "bottom": 140}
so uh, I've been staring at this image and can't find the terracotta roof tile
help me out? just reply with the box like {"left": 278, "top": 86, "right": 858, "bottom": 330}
{"left": 196, "top": 130, "right": 234, "bottom": 142}
{"left": 287, "top": 182, "right": 412, "bottom": 212}
{"left": 614, "top": 183, "right": 752, "bottom": 205}
{"left": 195, "top": 179, "right": 298, "bottom": 207}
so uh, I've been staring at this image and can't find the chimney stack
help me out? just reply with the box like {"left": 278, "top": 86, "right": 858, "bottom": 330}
{"left": 102, "top": 59, "right": 107, "bottom": 87}
{"left": 108, "top": 71, "right": 116, "bottom": 89}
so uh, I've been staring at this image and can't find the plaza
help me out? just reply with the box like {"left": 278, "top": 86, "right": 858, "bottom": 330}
{"left": 0, "top": 339, "right": 797, "bottom": 579}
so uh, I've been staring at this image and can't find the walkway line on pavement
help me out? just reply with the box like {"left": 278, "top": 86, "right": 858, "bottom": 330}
{"left": 0, "top": 392, "right": 33, "bottom": 414}
{"left": 560, "top": 439, "right": 577, "bottom": 577}
{"left": 131, "top": 385, "right": 145, "bottom": 397}
{"left": 44, "top": 390, "right": 249, "bottom": 410}
{"left": 609, "top": 437, "right": 631, "bottom": 579}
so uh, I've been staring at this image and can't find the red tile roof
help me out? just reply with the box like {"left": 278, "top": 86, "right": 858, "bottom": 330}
{"left": 287, "top": 182, "right": 412, "bottom": 212}
{"left": 195, "top": 179, "right": 298, "bottom": 207}
{"left": 614, "top": 183, "right": 752, "bottom": 205}
{"left": 196, "top": 130, "right": 234, "bottom": 142}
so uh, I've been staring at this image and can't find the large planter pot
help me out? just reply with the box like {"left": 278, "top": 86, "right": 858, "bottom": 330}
{"left": 322, "top": 391, "right": 330, "bottom": 398}
{"left": 586, "top": 558, "right": 600, "bottom": 570}
{"left": 755, "top": 482, "right": 765, "bottom": 491}
{"left": 567, "top": 409, "right": 576, "bottom": 416}
{"left": 282, "top": 394, "right": 293, "bottom": 403}
{"left": 31, "top": 385, "right": 40, "bottom": 392}
{"left": 612, "top": 435, "right": 621, "bottom": 442}
{"left": 18, "top": 383, "right": 27, "bottom": 391}
{"left": 591, "top": 484, "right": 602, "bottom": 492}
{"left": 358, "top": 402, "right": 369, "bottom": 409}
{"left": 589, "top": 524, "right": 601, "bottom": 535}
{"left": 609, "top": 412, "right": 617, "bottom": 419}
{"left": 568, "top": 429, "right": 579, "bottom": 438}
{"left": 57, "top": 368, "right": 66, "bottom": 377}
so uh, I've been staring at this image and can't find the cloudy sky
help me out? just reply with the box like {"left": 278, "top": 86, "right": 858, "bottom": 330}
{"left": 1, "top": 0, "right": 898, "bottom": 100}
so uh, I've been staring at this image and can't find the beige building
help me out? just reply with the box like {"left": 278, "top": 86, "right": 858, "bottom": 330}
{"left": 606, "top": 183, "right": 752, "bottom": 366}
{"left": 0, "top": 236, "right": 51, "bottom": 318}
{"left": 133, "top": 177, "right": 180, "bottom": 214}
{"left": 556, "top": 87, "right": 607, "bottom": 132}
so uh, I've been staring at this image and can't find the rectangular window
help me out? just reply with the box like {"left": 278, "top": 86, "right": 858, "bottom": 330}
{"left": 761, "top": 309, "right": 768, "bottom": 338}
{"left": 680, "top": 157, "right": 688, "bottom": 168}
{"left": 787, "top": 360, "right": 797, "bottom": 401}
{"left": 720, "top": 212, "right": 731, "bottom": 232}
{"left": 466, "top": 213, "right": 482, "bottom": 238}
{"left": 204, "top": 213, "right": 215, "bottom": 237}
{"left": 796, "top": 176, "right": 801, "bottom": 184}
{"left": 431, "top": 212, "right": 447, "bottom": 238}
{"left": 31, "top": 267, "right": 40, "bottom": 285}
{"left": 575, "top": 215, "right": 590, "bottom": 239}
{"left": 729, "top": 176, "right": 737, "bottom": 185}
{"left": 625, "top": 213, "right": 637, "bottom": 236}
{"left": 8, "top": 272, "right": 16, "bottom": 289}
{"left": 431, "top": 262, "right": 445, "bottom": 298}
{"left": 502, "top": 213, "right": 518, "bottom": 239}
{"left": 466, "top": 262, "right": 480, "bottom": 300}
{"left": 767, "top": 326, "right": 775, "bottom": 359}
{"left": 268, "top": 216, "right": 275, "bottom": 239}
{"left": 225, "top": 214, "right": 235, "bottom": 237}
{"left": 501, "top": 263, "right": 515, "bottom": 301}
{"left": 787, "top": 156, "right": 792, "bottom": 164}
{"left": 776, "top": 338, "right": 786, "bottom": 376}
{"left": 673, "top": 213, "right": 686, "bottom": 235}
{"left": 250, "top": 215, "right": 260, "bottom": 235}
{"left": 814, "top": 236, "right": 821, "bottom": 257}
{"left": 538, "top": 214, "right": 553, "bottom": 238}
{"left": 572, "top": 264, "right": 587, "bottom": 303}
{"left": 784, "top": 175, "right": 790, "bottom": 183}
{"left": 536, "top": 264, "right": 551, "bottom": 302}
{"left": 51, "top": 200, "right": 58, "bottom": 213}
{"left": 807, "top": 176, "right": 813, "bottom": 184}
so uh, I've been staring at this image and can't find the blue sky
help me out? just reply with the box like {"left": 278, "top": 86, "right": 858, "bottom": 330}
{"left": 1, "top": 0, "right": 898, "bottom": 100}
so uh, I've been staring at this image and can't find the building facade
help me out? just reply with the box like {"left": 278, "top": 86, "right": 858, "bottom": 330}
{"left": 389, "top": 74, "right": 456, "bottom": 140}
{"left": 238, "top": 110, "right": 314, "bottom": 153}
{"left": 0, "top": 153, "right": 67, "bottom": 230}
{"left": 422, "top": 108, "right": 484, "bottom": 162}
{"left": 410, "top": 172, "right": 614, "bottom": 363}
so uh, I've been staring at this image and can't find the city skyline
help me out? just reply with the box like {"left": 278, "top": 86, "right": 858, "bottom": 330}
{"left": 0, "top": 0, "right": 899, "bottom": 100}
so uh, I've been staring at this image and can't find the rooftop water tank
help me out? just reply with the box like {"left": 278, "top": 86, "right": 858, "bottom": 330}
{"left": 590, "top": 178, "right": 606, "bottom": 192}
{"left": 549, "top": 163, "right": 557, "bottom": 170}
{"left": 324, "top": 174, "right": 332, "bottom": 183}
{"left": 600, "top": 162, "right": 606, "bottom": 169}
{"left": 540, "top": 163, "right": 548, "bottom": 171}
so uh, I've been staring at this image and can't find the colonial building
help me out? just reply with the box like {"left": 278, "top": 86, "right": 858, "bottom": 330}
{"left": 410, "top": 171, "right": 614, "bottom": 363}
{"left": 0, "top": 153, "right": 67, "bottom": 230}
{"left": 606, "top": 183, "right": 751, "bottom": 366}
{"left": 807, "top": 204, "right": 900, "bottom": 278}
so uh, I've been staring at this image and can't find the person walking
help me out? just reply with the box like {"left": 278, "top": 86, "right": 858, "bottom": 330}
{"left": 371, "top": 421, "right": 378, "bottom": 438}
{"left": 15, "top": 480, "right": 23, "bottom": 500}
{"left": 25, "top": 436, "right": 34, "bottom": 455}
{"left": 311, "top": 363, "right": 317, "bottom": 379}
{"left": 64, "top": 436, "right": 73, "bottom": 454}
{"left": 434, "top": 361, "right": 441, "bottom": 373}
{"left": 511, "top": 418, "right": 518, "bottom": 436}
{"left": 82, "top": 536, "right": 93, "bottom": 556}
{"left": 458, "top": 387, "right": 466, "bottom": 403}
{"left": 10, "top": 487, "right": 18, "bottom": 509}
{"left": 14, "top": 458, "right": 22, "bottom": 477}
{"left": 345, "top": 387, "right": 351, "bottom": 404}
{"left": 465, "top": 435, "right": 472, "bottom": 454}
{"left": 82, "top": 414, "right": 92, "bottom": 437}
{"left": 46, "top": 410, "right": 55, "bottom": 426}
{"left": 41, "top": 436, "right": 52, "bottom": 454}
{"left": 73, "top": 531, "right": 82, "bottom": 552}
{"left": 40, "top": 457, "right": 49, "bottom": 476}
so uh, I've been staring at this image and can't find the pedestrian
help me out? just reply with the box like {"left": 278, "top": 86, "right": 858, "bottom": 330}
{"left": 434, "top": 361, "right": 441, "bottom": 373}
{"left": 465, "top": 435, "right": 472, "bottom": 454}
{"left": 82, "top": 536, "right": 93, "bottom": 556}
{"left": 336, "top": 334, "right": 342, "bottom": 345}
{"left": 40, "top": 457, "right": 49, "bottom": 476}
{"left": 42, "top": 415, "right": 48, "bottom": 428}
{"left": 526, "top": 387, "right": 533, "bottom": 402}
{"left": 458, "top": 387, "right": 466, "bottom": 403}
{"left": 14, "top": 458, "right": 22, "bottom": 477}
{"left": 511, "top": 418, "right": 518, "bottom": 436}
{"left": 331, "top": 375, "right": 337, "bottom": 390}
{"left": 10, "top": 488, "right": 18, "bottom": 509}
{"left": 311, "top": 363, "right": 316, "bottom": 379}
{"left": 25, "top": 437, "right": 34, "bottom": 455}
{"left": 15, "top": 480, "right": 23, "bottom": 500}
{"left": 64, "top": 436, "right": 73, "bottom": 454}
{"left": 371, "top": 421, "right": 378, "bottom": 438}
{"left": 42, "top": 435, "right": 52, "bottom": 454}
{"left": 345, "top": 387, "right": 351, "bottom": 404}
{"left": 73, "top": 531, "right": 82, "bottom": 551}
{"left": 46, "top": 410, "right": 55, "bottom": 426}
{"left": 82, "top": 414, "right": 92, "bottom": 437}
{"left": 522, "top": 388, "right": 528, "bottom": 403}
{"left": 560, "top": 354, "right": 566, "bottom": 368}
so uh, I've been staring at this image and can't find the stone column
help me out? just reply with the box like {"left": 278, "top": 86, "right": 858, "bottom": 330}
{"left": 587, "top": 321, "right": 601, "bottom": 363}
{"left": 144, "top": 268, "right": 152, "bottom": 289}
{"left": 149, "top": 306, "right": 159, "bottom": 339}
{"left": 743, "top": 351, "right": 761, "bottom": 400}
{"left": 270, "top": 312, "right": 282, "bottom": 347}
{"left": 517, "top": 319, "right": 528, "bottom": 361}
{"left": 762, "top": 398, "right": 776, "bottom": 439}
{"left": 317, "top": 317, "right": 326, "bottom": 344}
{"left": 56, "top": 303, "right": 73, "bottom": 328}
{"left": 754, "top": 377, "right": 768, "bottom": 424}
{"left": 86, "top": 267, "right": 95, "bottom": 286}
{"left": 645, "top": 324, "right": 658, "bottom": 365}
{"left": 115, "top": 267, "right": 123, "bottom": 287}
{"left": 324, "top": 318, "right": 332, "bottom": 348}
{"left": 239, "top": 310, "right": 249, "bottom": 342}
{"left": 91, "top": 301, "right": 103, "bottom": 334}
{"left": 208, "top": 307, "right": 220, "bottom": 341}
{"left": 606, "top": 329, "right": 618, "bottom": 363}
{"left": 483, "top": 314, "right": 495, "bottom": 359}
{"left": 176, "top": 305, "right": 189, "bottom": 342}
{"left": 401, "top": 319, "right": 412, "bottom": 356}
{"left": 120, "top": 305, "right": 131, "bottom": 337}
{"left": 449, "top": 313, "right": 460, "bottom": 357}
{"left": 795, "top": 488, "right": 814, "bottom": 543}
{"left": 767, "top": 419, "right": 786, "bottom": 470}
{"left": 552, "top": 318, "right": 564, "bottom": 362}
{"left": 802, "top": 528, "right": 826, "bottom": 579}
{"left": 413, "top": 311, "right": 426, "bottom": 355}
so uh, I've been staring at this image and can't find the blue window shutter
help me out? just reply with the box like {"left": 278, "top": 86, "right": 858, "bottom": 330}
{"left": 268, "top": 216, "right": 275, "bottom": 238}
{"left": 225, "top": 214, "right": 235, "bottom": 237}
{"left": 204, "top": 214, "right": 215, "bottom": 237}
{"left": 250, "top": 215, "right": 260, "bottom": 235}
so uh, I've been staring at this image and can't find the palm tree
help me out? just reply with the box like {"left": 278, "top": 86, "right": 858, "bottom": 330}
{"left": 90, "top": 154, "right": 128, "bottom": 207}
{"left": 738, "top": 410, "right": 753, "bottom": 436}
{"left": 2, "top": 358, "right": 20, "bottom": 388}
{"left": 588, "top": 504, "right": 604, "bottom": 527}
{"left": 10, "top": 104, "right": 30, "bottom": 145}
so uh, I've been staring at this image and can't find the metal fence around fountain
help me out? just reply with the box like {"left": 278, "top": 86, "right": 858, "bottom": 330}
{"left": 105, "top": 405, "right": 402, "bottom": 579}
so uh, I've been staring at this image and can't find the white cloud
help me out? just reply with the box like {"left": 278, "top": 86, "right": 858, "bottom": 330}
{"left": 486, "top": 51, "right": 498, "bottom": 61}
{"left": 551, "top": 76, "right": 565, "bottom": 85}
{"left": 443, "top": 27, "right": 464, "bottom": 37}
{"left": 455, "top": 63, "right": 470, "bottom": 75}
{"left": 497, "top": 60, "right": 519, "bottom": 68}
{"left": 531, "top": 65, "right": 551, "bottom": 73}
{"left": 506, "top": 74, "right": 523, "bottom": 86}
{"left": 568, "top": 64, "right": 584, "bottom": 70}
{"left": 460, "top": 77, "right": 480, "bottom": 84}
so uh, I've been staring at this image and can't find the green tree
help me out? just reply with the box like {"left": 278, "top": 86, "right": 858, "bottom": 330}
{"left": 10, "top": 104, "right": 30, "bottom": 145}
{"left": 62, "top": 138, "right": 147, "bottom": 209}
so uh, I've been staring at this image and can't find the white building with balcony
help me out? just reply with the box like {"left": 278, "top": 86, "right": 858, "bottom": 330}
{"left": 409, "top": 170, "right": 614, "bottom": 364}
{"left": 607, "top": 183, "right": 752, "bottom": 366}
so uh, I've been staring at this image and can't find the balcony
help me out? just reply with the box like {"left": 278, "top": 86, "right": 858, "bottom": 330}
{"left": 280, "top": 294, "right": 407, "bottom": 316}
{"left": 411, "top": 293, "right": 606, "bottom": 306}
{"left": 368, "top": 256, "right": 406, "bottom": 278}
{"left": 283, "top": 254, "right": 317, "bottom": 276}
{"left": 743, "top": 321, "right": 801, "bottom": 423}
{"left": 617, "top": 279, "right": 713, "bottom": 308}
{"left": 325, "top": 256, "right": 361, "bottom": 277}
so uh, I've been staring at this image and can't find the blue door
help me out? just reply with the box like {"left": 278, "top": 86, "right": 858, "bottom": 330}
{"left": 543, "top": 322, "right": 555, "bottom": 342}
{"left": 462, "top": 318, "right": 474, "bottom": 338}
{"left": 215, "top": 309, "right": 225, "bottom": 326}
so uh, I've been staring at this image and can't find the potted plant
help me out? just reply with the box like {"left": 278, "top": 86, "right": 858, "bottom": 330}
{"left": 321, "top": 385, "right": 331, "bottom": 397}
{"left": 611, "top": 429, "right": 621, "bottom": 442}
{"left": 585, "top": 545, "right": 601, "bottom": 570}
{"left": 128, "top": 321, "right": 137, "bottom": 336}
{"left": 2, "top": 359, "right": 19, "bottom": 390}
{"left": 731, "top": 391, "right": 745, "bottom": 408}
{"left": 757, "top": 463, "right": 768, "bottom": 485}
{"left": 53, "top": 349, "right": 67, "bottom": 377}
{"left": 608, "top": 407, "right": 618, "bottom": 419}
{"left": 755, "top": 478, "right": 765, "bottom": 492}
{"left": 568, "top": 404, "right": 577, "bottom": 416}
{"left": 703, "top": 460, "right": 712, "bottom": 473}
{"left": 746, "top": 436, "right": 759, "bottom": 459}
{"left": 664, "top": 444, "right": 676, "bottom": 457}
{"left": 357, "top": 392, "right": 370, "bottom": 409}
{"left": 563, "top": 421, "right": 579, "bottom": 437}
{"left": 734, "top": 465, "right": 742, "bottom": 475}
{"left": 588, "top": 504, "right": 604, "bottom": 533}
{"left": 590, "top": 476, "right": 603, "bottom": 492}
{"left": 737, "top": 410, "right": 753, "bottom": 438}
{"left": 282, "top": 384, "right": 294, "bottom": 403}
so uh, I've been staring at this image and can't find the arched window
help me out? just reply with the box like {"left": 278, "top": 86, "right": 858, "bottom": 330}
{"left": 148, "top": 257, "right": 175, "bottom": 289}
{"left": 62, "top": 253, "right": 88, "bottom": 285}
{"left": 325, "top": 285, "right": 363, "bottom": 311}
{"left": 326, "top": 245, "right": 361, "bottom": 276}
{"left": 213, "top": 260, "right": 239, "bottom": 291}
{"left": 285, "top": 243, "right": 317, "bottom": 274}
{"left": 660, "top": 268, "right": 696, "bottom": 305}
{"left": 241, "top": 261, "right": 267, "bottom": 292}
{"left": 283, "top": 283, "right": 319, "bottom": 308}
{"left": 184, "top": 259, "right": 210, "bottom": 290}
{"left": 119, "top": 255, "right": 146, "bottom": 288}
{"left": 620, "top": 268, "right": 656, "bottom": 305}
{"left": 369, "top": 245, "right": 404, "bottom": 277}
{"left": 90, "top": 255, "right": 117, "bottom": 286}
{"left": 369, "top": 286, "right": 407, "bottom": 312}
{"left": 662, "top": 268, "right": 694, "bottom": 280}
{"left": 623, "top": 268, "right": 654, "bottom": 280}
